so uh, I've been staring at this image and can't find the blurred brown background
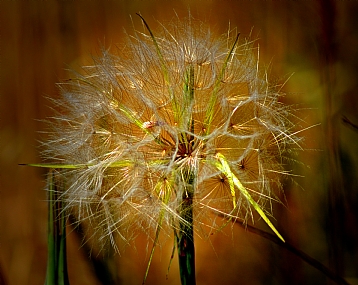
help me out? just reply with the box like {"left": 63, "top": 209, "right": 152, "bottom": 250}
{"left": 1, "top": 1, "right": 358, "bottom": 284}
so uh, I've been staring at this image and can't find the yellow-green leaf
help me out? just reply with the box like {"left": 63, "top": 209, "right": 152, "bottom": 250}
{"left": 214, "top": 153, "right": 285, "bottom": 242}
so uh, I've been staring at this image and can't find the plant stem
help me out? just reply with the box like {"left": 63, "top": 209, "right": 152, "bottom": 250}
{"left": 177, "top": 168, "right": 196, "bottom": 285}
{"left": 217, "top": 212, "right": 351, "bottom": 285}
{"left": 45, "top": 170, "right": 69, "bottom": 285}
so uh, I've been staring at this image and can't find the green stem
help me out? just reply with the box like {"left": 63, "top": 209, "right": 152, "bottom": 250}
{"left": 177, "top": 169, "right": 196, "bottom": 285}
{"left": 45, "top": 170, "right": 69, "bottom": 285}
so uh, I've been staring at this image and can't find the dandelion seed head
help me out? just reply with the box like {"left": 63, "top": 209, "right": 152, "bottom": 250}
{"left": 44, "top": 16, "right": 299, "bottom": 250}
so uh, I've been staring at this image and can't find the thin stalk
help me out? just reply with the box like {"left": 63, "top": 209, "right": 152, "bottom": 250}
{"left": 219, "top": 212, "right": 351, "bottom": 285}
{"left": 176, "top": 168, "right": 196, "bottom": 285}
{"left": 176, "top": 61, "right": 196, "bottom": 285}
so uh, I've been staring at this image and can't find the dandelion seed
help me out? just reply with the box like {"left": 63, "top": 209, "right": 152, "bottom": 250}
{"left": 42, "top": 15, "right": 300, "bottom": 282}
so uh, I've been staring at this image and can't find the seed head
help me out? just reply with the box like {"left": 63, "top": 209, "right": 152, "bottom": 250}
{"left": 43, "top": 17, "right": 298, "bottom": 251}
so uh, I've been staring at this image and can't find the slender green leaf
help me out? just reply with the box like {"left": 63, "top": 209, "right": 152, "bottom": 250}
{"left": 143, "top": 178, "right": 172, "bottom": 284}
{"left": 214, "top": 153, "right": 285, "bottom": 242}
{"left": 136, "top": 13, "right": 179, "bottom": 122}
{"left": 204, "top": 33, "right": 240, "bottom": 134}
{"left": 44, "top": 170, "right": 69, "bottom": 285}
{"left": 45, "top": 170, "right": 56, "bottom": 285}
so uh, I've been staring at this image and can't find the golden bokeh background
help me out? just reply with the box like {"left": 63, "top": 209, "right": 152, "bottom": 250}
{"left": 1, "top": 1, "right": 358, "bottom": 284}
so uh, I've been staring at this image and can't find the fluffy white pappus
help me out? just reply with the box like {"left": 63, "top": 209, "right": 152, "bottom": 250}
{"left": 43, "top": 17, "right": 298, "bottom": 251}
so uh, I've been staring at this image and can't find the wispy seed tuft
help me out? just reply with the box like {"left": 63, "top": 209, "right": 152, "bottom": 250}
{"left": 42, "top": 17, "right": 299, "bottom": 251}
